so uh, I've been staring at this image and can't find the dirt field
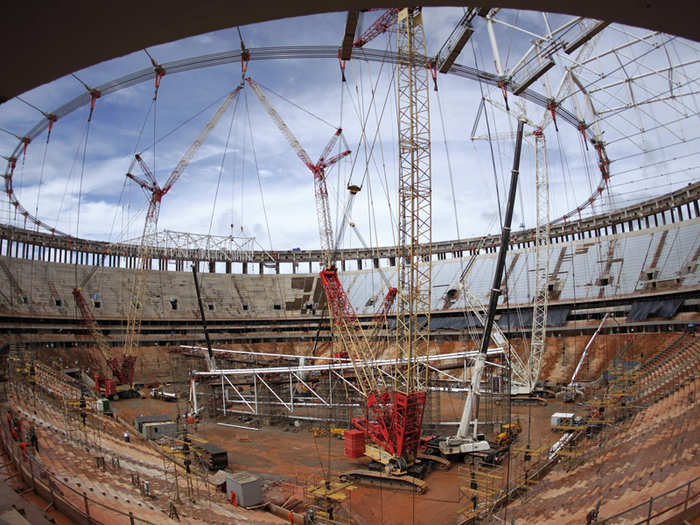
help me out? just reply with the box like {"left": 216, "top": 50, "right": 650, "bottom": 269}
{"left": 24, "top": 329, "right": 698, "bottom": 524}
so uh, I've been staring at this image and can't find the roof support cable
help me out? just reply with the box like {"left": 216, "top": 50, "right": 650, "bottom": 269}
{"left": 471, "top": 40, "right": 504, "bottom": 229}
{"left": 208, "top": 89, "right": 241, "bottom": 239}
{"left": 143, "top": 48, "right": 166, "bottom": 101}
{"left": 16, "top": 96, "right": 57, "bottom": 141}
{"left": 237, "top": 27, "right": 250, "bottom": 82}
{"left": 71, "top": 73, "right": 101, "bottom": 122}
{"left": 338, "top": 50, "right": 347, "bottom": 83}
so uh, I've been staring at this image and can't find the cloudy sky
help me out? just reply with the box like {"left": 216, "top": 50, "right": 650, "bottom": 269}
{"left": 1, "top": 8, "right": 697, "bottom": 255}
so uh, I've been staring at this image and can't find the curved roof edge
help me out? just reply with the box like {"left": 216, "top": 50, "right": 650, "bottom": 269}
{"left": 1, "top": 182, "right": 697, "bottom": 265}
{"left": 2, "top": 1, "right": 700, "bottom": 103}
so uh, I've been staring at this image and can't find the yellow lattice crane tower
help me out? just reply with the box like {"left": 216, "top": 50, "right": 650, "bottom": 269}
{"left": 394, "top": 7, "right": 432, "bottom": 396}
{"left": 249, "top": 9, "right": 434, "bottom": 488}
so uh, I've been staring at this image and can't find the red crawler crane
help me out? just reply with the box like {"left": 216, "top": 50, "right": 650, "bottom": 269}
{"left": 123, "top": 84, "right": 245, "bottom": 384}
{"left": 247, "top": 72, "right": 429, "bottom": 487}
{"left": 72, "top": 287, "right": 135, "bottom": 398}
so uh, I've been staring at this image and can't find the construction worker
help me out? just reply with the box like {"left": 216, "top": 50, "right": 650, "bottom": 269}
{"left": 123, "top": 430, "right": 130, "bottom": 443}
{"left": 27, "top": 425, "right": 38, "bottom": 452}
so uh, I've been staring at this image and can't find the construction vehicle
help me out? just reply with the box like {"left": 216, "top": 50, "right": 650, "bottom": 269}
{"left": 72, "top": 287, "right": 137, "bottom": 399}
{"left": 150, "top": 385, "right": 178, "bottom": 401}
{"left": 123, "top": 83, "right": 243, "bottom": 392}
{"left": 188, "top": 436, "right": 229, "bottom": 471}
{"left": 249, "top": 8, "right": 434, "bottom": 492}
{"left": 439, "top": 120, "right": 525, "bottom": 459}
{"left": 494, "top": 420, "right": 522, "bottom": 448}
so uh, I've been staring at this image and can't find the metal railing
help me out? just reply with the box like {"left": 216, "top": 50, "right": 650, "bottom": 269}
{"left": 0, "top": 420, "right": 161, "bottom": 525}
{"left": 595, "top": 476, "right": 699, "bottom": 524}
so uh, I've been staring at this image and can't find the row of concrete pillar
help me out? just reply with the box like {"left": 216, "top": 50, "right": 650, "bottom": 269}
{"left": 1, "top": 200, "right": 697, "bottom": 274}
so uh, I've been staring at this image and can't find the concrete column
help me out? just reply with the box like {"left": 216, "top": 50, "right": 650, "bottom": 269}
{"left": 357, "top": 259, "right": 363, "bottom": 270}
{"left": 308, "top": 261, "right": 312, "bottom": 273}
{"left": 259, "top": 262, "right": 263, "bottom": 274}
{"left": 373, "top": 258, "right": 379, "bottom": 268}
{"left": 225, "top": 261, "right": 231, "bottom": 274}
{"left": 242, "top": 262, "right": 248, "bottom": 274}
{"left": 209, "top": 260, "right": 216, "bottom": 273}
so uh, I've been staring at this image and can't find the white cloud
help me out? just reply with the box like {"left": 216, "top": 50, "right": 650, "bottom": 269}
{"left": 1, "top": 8, "right": 698, "bottom": 254}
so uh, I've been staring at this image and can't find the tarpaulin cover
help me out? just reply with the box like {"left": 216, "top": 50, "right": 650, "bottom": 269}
{"left": 548, "top": 307, "right": 571, "bottom": 327}
{"left": 430, "top": 314, "right": 482, "bottom": 331}
{"left": 497, "top": 311, "right": 531, "bottom": 329}
{"left": 496, "top": 306, "right": 570, "bottom": 329}
{"left": 627, "top": 298, "right": 683, "bottom": 321}
{"left": 387, "top": 314, "right": 481, "bottom": 331}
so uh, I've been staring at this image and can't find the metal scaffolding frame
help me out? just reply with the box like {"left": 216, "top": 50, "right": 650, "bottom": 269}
{"left": 187, "top": 345, "right": 505, "bottom": 424}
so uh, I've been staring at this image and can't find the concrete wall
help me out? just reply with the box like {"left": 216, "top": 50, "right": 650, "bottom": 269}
{"left": 0, "top": 219, "right": 697, "bottom": 322}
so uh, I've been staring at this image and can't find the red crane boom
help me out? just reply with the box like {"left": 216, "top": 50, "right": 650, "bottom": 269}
{"left": 353, "top": 8, "right": 400, "bottom": 48}
{"left": 246, "top": 76, "right": 381, "bottom": 396}
{"left": 123, "top": 84, "right": 244, "bottom": 383}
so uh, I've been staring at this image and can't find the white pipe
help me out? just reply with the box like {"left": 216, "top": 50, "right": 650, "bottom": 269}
{"left": 570, "top": 312, "right": 610, "bottom": 385}
{"left": 192, "top": 347, "right": 504, "bottom": 377}
{"left": 217, "top": 422, "right": 260, "bottom": 431}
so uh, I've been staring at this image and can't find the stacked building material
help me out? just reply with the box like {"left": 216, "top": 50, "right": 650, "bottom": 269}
{"left": 344, "top": 429, "right": 365, "bottom": 458}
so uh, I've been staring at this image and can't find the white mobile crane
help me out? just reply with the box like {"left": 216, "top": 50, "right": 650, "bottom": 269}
{"left": 439, "top": 121, "right": 525, "bottom": 457}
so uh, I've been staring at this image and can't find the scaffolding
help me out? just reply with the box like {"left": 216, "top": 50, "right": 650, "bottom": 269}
{"left": 189, "top": 346, "right": 508, "bottom": 430}
{"left": 457, "top": 464, "right": 505, "bottom": 521}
